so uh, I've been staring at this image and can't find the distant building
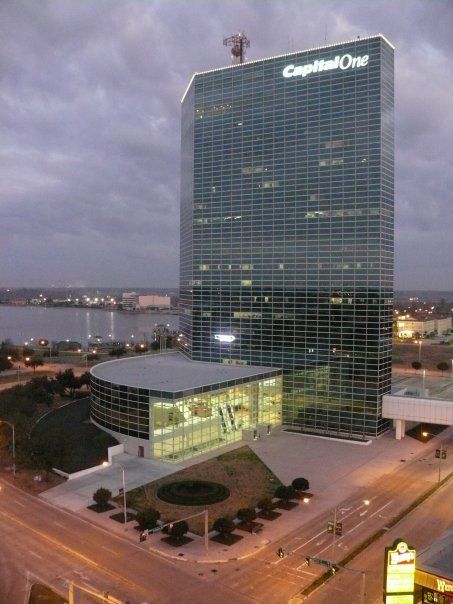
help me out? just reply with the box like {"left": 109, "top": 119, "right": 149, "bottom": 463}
{"left": 121, "top": 292, "right": 171, "bottom": 311}
{"left": 121, "top": 292, "right": 139, "bottom": 311}
{"left": 396, "top": 315, "right": 452, "bottom": 338}
{"left": 137, "top": 295, "right": 171, "bottom": 309}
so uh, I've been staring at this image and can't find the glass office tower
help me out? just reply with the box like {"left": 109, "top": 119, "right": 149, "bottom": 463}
{"left": 180, "top": 35, "right": 394, "bottom": 438}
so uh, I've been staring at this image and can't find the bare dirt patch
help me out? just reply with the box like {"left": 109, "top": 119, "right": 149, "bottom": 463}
{"left": 125, "top": 446, "right": 282, "bottom": 534}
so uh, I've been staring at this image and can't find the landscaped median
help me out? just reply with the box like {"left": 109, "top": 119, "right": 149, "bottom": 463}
{"left": 295, "top": 470, "right": 453, "bottom": 602}
{"left": 84, "top": 447, "right": 313, "bottom": 561}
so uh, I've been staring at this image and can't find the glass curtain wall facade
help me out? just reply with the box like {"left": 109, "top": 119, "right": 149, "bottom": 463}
{"left": 91, "top": 373, "right": 281, "bottom": 462}
{"left": 180, "top": 35, "right": 394, "bottom": 438}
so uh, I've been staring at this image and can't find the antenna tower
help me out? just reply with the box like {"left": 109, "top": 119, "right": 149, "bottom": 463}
{"left": 223, "top": 31, "right": 250, "bottom": 64}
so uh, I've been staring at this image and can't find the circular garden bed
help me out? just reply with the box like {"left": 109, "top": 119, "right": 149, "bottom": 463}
{"left": 157, "top": 480, "right": 230, "bottom": 506}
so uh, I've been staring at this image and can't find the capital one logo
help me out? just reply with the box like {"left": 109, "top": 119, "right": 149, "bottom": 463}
{"left": 283, "top": 54, "right": 369, "bottom": 79}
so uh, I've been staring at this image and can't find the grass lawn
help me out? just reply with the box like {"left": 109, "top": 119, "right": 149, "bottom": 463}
{"left": 124, "top": 446, "right": 282, "bottom": 534}
{"left": 31, "top": 397, "right": 118, "bottom": 473}
{"left": 28, "top": 583, "right": 66, "bottom": 603}
{"left": 393, "top": 342, "right": 453, "bottom": 372}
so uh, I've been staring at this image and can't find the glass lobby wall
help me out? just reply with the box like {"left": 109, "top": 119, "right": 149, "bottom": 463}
{"left": 152, "top": 376, "right": 282, "bottom": 461}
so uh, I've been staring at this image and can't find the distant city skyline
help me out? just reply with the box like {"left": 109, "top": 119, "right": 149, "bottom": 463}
{"left": 1, "top": 0, "right": 452, "bottom": 289}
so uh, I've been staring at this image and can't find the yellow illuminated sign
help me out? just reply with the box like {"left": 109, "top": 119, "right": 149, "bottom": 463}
{"left": 384, "top": 539, "right": 416, "bottom": 603}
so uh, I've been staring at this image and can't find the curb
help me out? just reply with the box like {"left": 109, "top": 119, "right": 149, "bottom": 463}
{"left": 145, "top": 537, "right": 271, "bottom": 564}
{"left": 298, "top": 471, "right": 453, "bottom": 600}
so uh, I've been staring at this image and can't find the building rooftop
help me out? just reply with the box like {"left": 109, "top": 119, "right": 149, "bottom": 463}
{"left": 417, "top": 530, "right": 453, "bottom": 579}
{"left": 181, "top": 33, "right": 394, "bottom": 102}
{"left": 91, "top": 351, "right": 280, "bottom": 394}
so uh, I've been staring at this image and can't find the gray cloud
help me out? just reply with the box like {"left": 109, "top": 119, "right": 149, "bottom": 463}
{"left": 0, "top": 0, "right": 451, "bottom": 288}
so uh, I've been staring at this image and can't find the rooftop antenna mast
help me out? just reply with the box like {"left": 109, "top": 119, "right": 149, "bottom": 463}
{"left": 223, "top": 31, "right": 250, "bottom": 64}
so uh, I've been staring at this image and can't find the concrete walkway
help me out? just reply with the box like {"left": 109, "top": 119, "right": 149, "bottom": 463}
{"left": 39, "top": 426, "right": 453, "bottom": 563}
{"left": 40, "top": 454, "right": 182, "bottom": 511}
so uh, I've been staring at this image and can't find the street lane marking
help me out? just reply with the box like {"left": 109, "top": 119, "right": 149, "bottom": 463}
{"left": 369, "top": 500, "right": 393, "bottom": 519}
{"left": 12, "top": 499, "right": 25, "bottom": 508}
{"left": 101, "top": 545, "right": 120, "bottom": 557}
{"left": 0, "top": 509, "right": 142, "bottom": 595}
{"left": 53, "top": 521, "right": 66, "bottom": 528}
{"left": 29, "top": 551, "right": 43, "bottom": 560}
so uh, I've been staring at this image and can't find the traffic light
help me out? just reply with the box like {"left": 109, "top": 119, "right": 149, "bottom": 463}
{"left": 330, "top": 565, "right": 339, "bottom": 575}
{"left": 139, "top": 531, "right": 147, "bottom": 542}
{"left": 277, "top": 547, "right": 285, "bottom": 559}
{"left": 305, "top": 556, "right": 311, "bottom": 566}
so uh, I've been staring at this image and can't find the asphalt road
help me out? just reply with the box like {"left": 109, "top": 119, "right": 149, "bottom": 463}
{"left": 307, "top": 475, "right": 453, "bottom": 604}
{"left": 0, "top": 479, "right": 253, "bottom": 604}
{"left": 0, "top": 433, "right": 451, "bottom": 604}
{"left": 202, "top": 435, "right": 452, "bottom": 604}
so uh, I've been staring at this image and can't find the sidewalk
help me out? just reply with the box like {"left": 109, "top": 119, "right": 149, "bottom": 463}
{"left": 47, "top": 427, "right": 453, "bottom": 564}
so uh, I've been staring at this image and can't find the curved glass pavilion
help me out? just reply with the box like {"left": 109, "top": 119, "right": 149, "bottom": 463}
{"left": 91, "top": 352, "right": 282, "bottom": 461}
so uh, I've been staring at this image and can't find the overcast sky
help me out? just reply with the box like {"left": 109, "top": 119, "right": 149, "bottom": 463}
{"left": 1, "top": 0, "right": 452, "bottom": 290}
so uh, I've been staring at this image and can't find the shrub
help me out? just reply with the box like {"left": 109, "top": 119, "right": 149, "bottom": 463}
{"left": 93, "top": 487, "right": 112, "bottom": 507}
{"left": 437, "top": 362, "right": 449, "bottom": 375}
{"left": 237, "top": 507, "right": 257, "bottom": 523}
{"left": 213, "top": 517, "right": 235, "bottom": 536}
{"left": 275, "top": 485, "right": 297, "bottom": 501}
{"left": 257, "top": 497, "right": 274, "bottom": 513}
{"left": 292, "top": 477, "right": 310, "bottom": 492}
{"left": 136, "top": 507, "right": 160, "bottom": 531}
{"left": 411, "top": 361, "right": 422, "bottom": 372}
{"left": 165, "top": 520, "right": 189, "bottom": 542}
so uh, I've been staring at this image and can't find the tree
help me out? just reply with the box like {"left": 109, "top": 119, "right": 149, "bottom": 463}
{"left": 165, "top": 520, "right": 189, "bottom": 543}
{"left": 87, "top": 353, "right": 98, "bottom": 361}
{"left": 77, "top": 371, "right": 91, "bottom": 390}
{"left": 257, "top": 498, "right": 274, "bottom": 515}
{"left": 437, "top": 362, "right": 450, "bottom": 375}
{"left": 0, "top": 356, "right": 13, "bottom": 374}
{"left": 237, "top": 507, "right": 257, "bottom": 524}
{"left": 109, "top": 347, "right": 126, "bottom": 357}
{"left": 274, "top": 485, "right": 297, "bottom": 501}
{"left": 25, "top": 357, "right": 43, "bottom": 372}
{"left": 150, "top": 341, "right": 160, "bottom": 351}
{"left": 292, "top": 477, "right": 310, "bottom": 492}
{"left": 136, "top": 507, "right": 160, "bottom": 531}
{"left": 27, "top": 377, "right": 55, "bottom": 406}
{"left": 92, "top": 487, "right": 112, "bottom": 508}
{"left": 29, "top": 431, "right": 66, "bottom": 480}
{"left": 411, "top": 361, "right": 422, "bottom": 373}
{"left": 213, "top": 517, "right": 235, "bottom": 540}
{"left": 54, "top": 369, "right": 78, "bottom": 397}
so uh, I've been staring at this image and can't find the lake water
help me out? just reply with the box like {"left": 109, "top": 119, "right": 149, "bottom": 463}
{"left": 0, "top": 305, "right": 179, "bottom": 345}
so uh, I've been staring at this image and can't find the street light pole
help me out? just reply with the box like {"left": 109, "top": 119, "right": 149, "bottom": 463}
{"left": 117, "top": 463, "right": 127, "bottom": 529}
{"left": 422, "top": 432, "right": 453, "bottom": 484}
{"left": 418, "top": 339, "right": 422, "bottom": 363}
{"left": 0, "top": 420, "right": 15, "bottom": 478}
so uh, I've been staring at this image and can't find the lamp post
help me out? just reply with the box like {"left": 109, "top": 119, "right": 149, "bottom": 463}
{"left": 422, "top": 369, "right": 426, "bottom": 393}
{"left": 422, "top": 432, "right": 453, "bottom": 484}
{"left": 115, "top": 462, "right": 128, "bottom": 529}
{"left": 0, "top": 420, "right": 15, "bottom": 478}
{"left": 415, "top": 339, "right": 422, "bottom": 363}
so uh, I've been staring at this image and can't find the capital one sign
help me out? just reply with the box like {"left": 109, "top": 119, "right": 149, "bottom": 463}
{"left": 282, "top": 54, "right": 369, "bottom": 79}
